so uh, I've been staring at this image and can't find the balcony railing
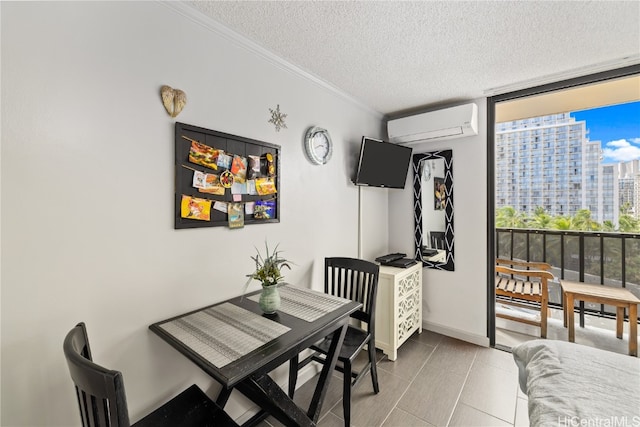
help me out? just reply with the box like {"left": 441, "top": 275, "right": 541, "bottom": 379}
{"left": 496, "top": 228, "right": 640, "bottom": 323}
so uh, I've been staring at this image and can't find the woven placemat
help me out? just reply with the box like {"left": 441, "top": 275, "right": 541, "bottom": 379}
{"left": 159, "top": 302, "right": 290, "bottom": 368}
{"left": 249, "top": 285, "right": 351, "bottom": 322}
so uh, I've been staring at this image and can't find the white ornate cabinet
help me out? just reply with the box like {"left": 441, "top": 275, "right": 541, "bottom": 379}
{"left": 374, "top": 263, "right": 422, "bottom": 361}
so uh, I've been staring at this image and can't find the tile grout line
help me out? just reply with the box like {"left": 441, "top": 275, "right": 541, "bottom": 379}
{"left": 444, "top": 348, "right": 478, "bottom": 427}
{"left": 377, "top": 337, "right": 441, "bottom": 426}
{"left": 450, "top": 348, "right": 523, "bottom": 426}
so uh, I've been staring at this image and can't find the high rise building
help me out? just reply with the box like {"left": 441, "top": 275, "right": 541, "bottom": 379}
{"left": 601, "top": 164, "right": 618, "bottom": 226}
{"left": 619, "top": 159, "right": 640, "bottom": 219}
{"left": 635, "top": 174, "right": 640, "bottom": 220}
{"left": 495, "top": 113, "right": 617, "bottom": 224}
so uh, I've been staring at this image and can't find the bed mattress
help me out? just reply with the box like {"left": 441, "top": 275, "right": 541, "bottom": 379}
{"left": 512, "top": 340, "right": 640, "bottom": 426}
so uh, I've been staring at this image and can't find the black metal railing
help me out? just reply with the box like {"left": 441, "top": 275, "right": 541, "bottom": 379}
{"left": 496, "top": 228, "right": 640, "bottom": 322}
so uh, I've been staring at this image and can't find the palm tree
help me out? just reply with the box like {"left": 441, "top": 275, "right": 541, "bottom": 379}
{"left": 618, "top": 214, "right": 640, "bottom": 233}
{"left": 551, "top": 216, "right": 573, "bottom": 230}
{"left": 530, "top": 206, "right": 552, "bottom": 230}
{"left": 620, "top": 201, "right": 633, "bottom": 216}
{"left": 572, "top": 209, "right": 600, "bottom": 231}
{"left": 496, "top": 206, "right": 526, "bottom": 228}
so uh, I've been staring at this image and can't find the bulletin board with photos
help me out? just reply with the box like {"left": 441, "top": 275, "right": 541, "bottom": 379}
{"left": 174, "top": 122, "right": 280, "bottom": 229}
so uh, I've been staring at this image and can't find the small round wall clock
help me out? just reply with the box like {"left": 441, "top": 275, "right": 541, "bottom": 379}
{"left": 304, "top": 126, "right": 333, "bottom": 165}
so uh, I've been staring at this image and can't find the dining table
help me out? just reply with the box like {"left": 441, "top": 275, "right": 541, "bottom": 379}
{"left": 149, "top": 284, "right": 361, "bottom": 427}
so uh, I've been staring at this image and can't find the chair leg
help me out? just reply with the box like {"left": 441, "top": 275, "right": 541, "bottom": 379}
{"left": 368, "top": 344, "right": 379, "bottom": 394}
{"left": 288, "top": 355, "right": 299, "bottom": 398}
{"left": 343, "top": 359, "right": 352, "bottom": 427}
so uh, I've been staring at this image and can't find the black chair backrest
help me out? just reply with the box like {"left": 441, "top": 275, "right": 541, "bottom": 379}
{"left": 64, "top": 322, "right": 131, "bottom": 427}
{"left": 325, "top": 257, "right": 379, "bottom": 332}
{"left": 430, "top": 231, "right": 445, "bottom": 249}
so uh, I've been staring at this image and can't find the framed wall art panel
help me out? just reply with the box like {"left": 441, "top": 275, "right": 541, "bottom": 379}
{"left": 174, "top": 122, "right": 281, "bottom": 229}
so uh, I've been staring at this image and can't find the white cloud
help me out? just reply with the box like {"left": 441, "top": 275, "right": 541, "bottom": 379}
{"left": 602, "top": 138, "right": 640, "bottom": 162}
{"left": 606, "top": 139, "right": 631, "bottom": 148}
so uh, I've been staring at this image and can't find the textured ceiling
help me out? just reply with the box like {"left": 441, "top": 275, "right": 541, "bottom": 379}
{"left": 183, "top": 1, "right": 640, "bottom": 117}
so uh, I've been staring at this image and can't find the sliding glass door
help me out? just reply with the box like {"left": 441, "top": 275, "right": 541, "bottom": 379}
{"left": 487, "top": 64, "right": 640, "bottom": 348}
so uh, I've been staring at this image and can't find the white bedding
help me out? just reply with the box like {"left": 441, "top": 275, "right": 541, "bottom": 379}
{"left": 512, "top": 340, "right": 640, "bottom": 426}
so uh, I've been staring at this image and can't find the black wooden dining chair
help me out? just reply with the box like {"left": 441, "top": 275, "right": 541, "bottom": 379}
{"left": 430, "top": 231, "right": 446, "bottom": 250}
{"left": 288, "top": 257, "right": 380, "bottom": 426}
{"left": 63, "top": 322, "right": 238, "bottom": 427}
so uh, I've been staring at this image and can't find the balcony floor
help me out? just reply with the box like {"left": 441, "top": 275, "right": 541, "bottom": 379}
{"left": 496, "top": 305, "right": 639, "bottom": 358}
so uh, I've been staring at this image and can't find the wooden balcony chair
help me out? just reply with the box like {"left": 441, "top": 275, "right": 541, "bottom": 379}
{"left": 495, "top": 258, "right": 555, "bottom": 338}
{"left": 288, "top": 257, "right": 380, "bottom": 427}
{"left": 63, "top": 322, "right": 238, "bottom": 427}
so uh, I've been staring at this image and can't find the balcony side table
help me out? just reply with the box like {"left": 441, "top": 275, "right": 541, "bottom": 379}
{"left": 561, "top": 280, "right": 640, "bottom": 356}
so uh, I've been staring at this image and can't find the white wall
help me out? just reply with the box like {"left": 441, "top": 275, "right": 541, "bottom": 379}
{"left": 0, "top": 2, "right": 386, "bottom": 425}
{"left": 389, "top": 100, "right": 489, "bottom": 347}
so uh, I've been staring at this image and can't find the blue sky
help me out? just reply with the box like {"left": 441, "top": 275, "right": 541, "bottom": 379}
{"left": 571, "top": 101, "right": 640, "bottom": 164}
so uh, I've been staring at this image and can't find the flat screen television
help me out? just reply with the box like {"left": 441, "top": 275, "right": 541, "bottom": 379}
{"left": 354, "top": 137, "right": 413, "bottom": 189}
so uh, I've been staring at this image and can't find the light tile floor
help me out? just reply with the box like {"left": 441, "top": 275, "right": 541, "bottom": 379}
{"left": 258, "top": 309, "right": 637, "bottom": 427}
{"left": 259, "top": 330, "right": 527, "bottom": 427}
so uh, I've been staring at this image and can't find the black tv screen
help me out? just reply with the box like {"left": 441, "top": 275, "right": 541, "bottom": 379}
{"left": 354, "top": 137, "right": 413, "bottom": 189}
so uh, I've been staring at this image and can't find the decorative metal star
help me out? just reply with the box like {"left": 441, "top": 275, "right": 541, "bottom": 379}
{"left": 268, "top": 104, "right": 288, "bottom": 132}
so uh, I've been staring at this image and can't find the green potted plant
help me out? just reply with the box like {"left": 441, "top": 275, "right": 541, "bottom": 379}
{"left": 244, "top": 241, "right": 292, "bottom": 314}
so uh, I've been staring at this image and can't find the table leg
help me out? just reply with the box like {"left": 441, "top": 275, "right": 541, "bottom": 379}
{"left": 629, "top": 304, "right": 637, "bottom": 357}
{"left": 215, "top": 387, "right": 233, "bottom": 407}
{"left": 234, "top": 320, "right": 348, "bottom": 427}
{"left": 567, "top": 294, "right": 575, "bottom": 343}
{"left": 307, "top": 323, "right": 348, "bottom": 422}
{"left": 563, "top": 290, "right": 567, "bottom": 328}
{"left": 236, "top": 374, "right": 314, "bottom": 427}
{"left": 288, "top": 354, "right": 299, "bottom": 398}
{"left": 616, "top": 306, "right": 624, "bottom": 339}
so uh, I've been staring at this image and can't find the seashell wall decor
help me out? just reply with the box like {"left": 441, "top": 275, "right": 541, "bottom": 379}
{"left": 161, "top": 85, "right": 187, "bottom": 118}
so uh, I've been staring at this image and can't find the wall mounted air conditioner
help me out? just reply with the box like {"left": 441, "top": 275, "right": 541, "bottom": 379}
{"left": 387, "top": 102, "right": 478, "bottom": 144}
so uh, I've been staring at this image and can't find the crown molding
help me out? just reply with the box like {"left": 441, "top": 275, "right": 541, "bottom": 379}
{"left": 158, "top": 1, "right": 383, "bottom": 119}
